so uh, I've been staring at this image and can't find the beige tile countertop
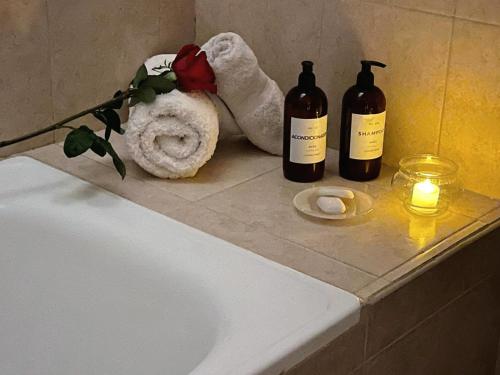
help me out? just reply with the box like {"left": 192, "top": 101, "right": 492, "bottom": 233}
{"left": 22, "top": 134, "right": 500, "bottom": 304}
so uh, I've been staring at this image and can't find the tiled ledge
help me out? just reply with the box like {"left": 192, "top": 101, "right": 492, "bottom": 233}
{"left": 19, "top": 134, "right": 499, "bottom": 302}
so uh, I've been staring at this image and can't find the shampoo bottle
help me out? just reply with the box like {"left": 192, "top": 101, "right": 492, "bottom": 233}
{"left": 339, "top": 60, "right": 386, "bottom": 181}
{"left": 283, "top": 61, "right": 328, "bottom": 182}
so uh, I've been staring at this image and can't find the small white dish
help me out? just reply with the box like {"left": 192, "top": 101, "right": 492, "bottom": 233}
{"left": 293, "top": 186, "right": 374, "bottom": 220}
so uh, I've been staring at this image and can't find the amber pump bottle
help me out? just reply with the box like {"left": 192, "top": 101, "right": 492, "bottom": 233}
{"left": 339, "top": 60, "right": 386, "bottom": 181}
{"left": 283, "top": 61, "right": 328, "bottom": 182}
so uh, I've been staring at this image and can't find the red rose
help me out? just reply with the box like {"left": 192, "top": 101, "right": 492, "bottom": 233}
{"left": 172, "top": 44, "right": 217, "bottom": 94}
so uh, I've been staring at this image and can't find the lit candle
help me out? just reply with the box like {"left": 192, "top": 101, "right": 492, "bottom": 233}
{"left": 411, "top": 179, "right": 440, "bottom": 211}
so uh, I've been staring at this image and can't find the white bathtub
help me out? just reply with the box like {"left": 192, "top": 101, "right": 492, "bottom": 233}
{"left": 0, "top": 157, "right": 360, "bottom": 375}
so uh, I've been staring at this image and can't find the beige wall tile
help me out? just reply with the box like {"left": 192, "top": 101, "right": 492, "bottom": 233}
{"left": 199, "top": 167, "right": 475, "bottom": 276}
{"left": 47, "top": 0, "right": 195, "bottom": 141}
{"left": 84, "top": 132, "right": 282, "bottom": 201}
{"left": 285, "top": 311, "right": 367, "bottom": 375}
{"left": 195, "top": 0, "right": 325, "bottom": 92}
{"left": 159, "top": 0, "right": 195, "bottom": 52}
{"left": 195, "top": 0, "right": 272, "bottom": 76}
{"left": 458, "top": 228, "right": 500, "bottom": 289}
{"left": 327, "top": 149, "right": 500, "bottom": 220}
{"left": 439, "top": 20, "right": 500, "bottom": 199}
{"left": 195, "top": 0, "right": 236, "bottom": 44}
{"left": 262, "top": 0, "right": 325, "bottom": 91}
{"left": 167, "top": 203, "right": 376, "bottom": 292}
{"left": 449, "top": 190, "right": 499, "bottom": 219}
{"left": 318, "top": 0, "right": 453, "bottom": 166}
{"left": 456, "top": 0, "right": 500, "bottom": 26}
{"left": 195, "top": 0, "right": 499, "bottom": 199}
{"left": 390, "top": 0, "right": 455, "bottom": 16}
{"left": 0, "top": 1, "right": 54, "bottom": 156}
{"left": 365, "top": 276, "right": 500, "bottom": 375}
{"left": 367, "top": 227, "right": 500, "bottom": 357}
{"left": 366, "top": 248, "right": 465, "bottom": 356}
{"left": 480, "top": 207, "right": 500, "bottom": 225}
{"left": 367, "top": 0, "right": 455, "bottom": 15}
{"left": 381, "top": 221, "right": 486, "bottom": 282}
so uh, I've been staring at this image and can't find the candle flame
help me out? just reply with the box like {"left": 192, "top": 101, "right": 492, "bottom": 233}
{"left": 419, "top": 179, "right": 436, "bottom": 193}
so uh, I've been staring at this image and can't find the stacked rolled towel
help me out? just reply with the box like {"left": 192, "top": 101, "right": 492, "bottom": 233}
{"left": 126, "top": 55, "right": 219, "bottom": 179}
{"left": 202, "top": 32, "right": 284, "bottom": 155}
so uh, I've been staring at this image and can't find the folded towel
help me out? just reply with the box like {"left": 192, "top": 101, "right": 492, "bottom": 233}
{"left": 207, "top": 93, "right": 242, "bottom": 139}
{"left": 141, "top": 54, "right": 241, "bottom": 139}
{"left": 125, "top": 55, "right": 219, "bottom": 179}
{"left": 126, "top": 90, "right": 218, "bottom": 179}
{"left": 202, "top": 32, "right": 284, "bottom": 155}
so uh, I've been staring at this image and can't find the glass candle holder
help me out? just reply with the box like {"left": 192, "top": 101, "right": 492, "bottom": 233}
{"left": 391, "top": 154, "right": 460, "bottom": 216}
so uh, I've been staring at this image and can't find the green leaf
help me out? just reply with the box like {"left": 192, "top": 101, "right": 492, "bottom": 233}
{"left": 133, "top": 87, "right": 156, "bottom": 104}
{"left": 63, "top": 126, "right": 95, "bottom": 158}
{"left": 132, "top": 65, "right": 148, "bottom": 88}
{"left": 104, "top": 126, "right": 112, "bottom": 141}
{"left": 164, "top": 71, "right": 177, "bottom": 81}
{"left": 93, "top": 108, "right": 123, "bottom": 134}
{"left": 111, "top": 151, "right": 126, "bottom": 180}
{"left": 129, "top": 96, "right": 139, "bottom": 107}
{"left": 90, "top": 139, "right": 106, "bottom": 157}
{"left": 94, "top": 136, "right": 126, "bottom": 179}
{"left": 139, "top": 76, "right": 176, "bottom": 94}
{"left": 108, "top": 90, "right": 124, "bottom": 109}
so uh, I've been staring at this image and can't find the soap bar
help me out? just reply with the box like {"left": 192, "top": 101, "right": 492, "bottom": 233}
{"left": 317, "top": 196, "right": 346, "bottom": 214}
{"left": 317, "top": 187, "right": 354, "bottom": 199}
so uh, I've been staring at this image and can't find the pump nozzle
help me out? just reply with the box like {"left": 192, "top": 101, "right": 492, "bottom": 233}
{"left": 361, "top": 60, "right": 386, "bottom": 69}
{"left": 357, "top": 60, "right": 386, "bottom": 88}
{"left": 302, "top": 60, "right": 314, "bottom": 73}
{"left": 298, "top": 60, "right": 316, "bottom": 88}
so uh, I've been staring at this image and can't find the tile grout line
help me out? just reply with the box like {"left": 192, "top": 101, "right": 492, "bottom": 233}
{"left": 156, "top": 0, "right": 162, "bottom": 50}
{"left": 363, "top": 274, "right": 495, "bottom": 366}
{"left": 194, "top": 196, "right": 382, "bottom": 283}
{"left": 436, "top": 0, "right": 457, "bottom": 154}
{"left": 192, "top": 165, "right": 282, "bottom": 202}
{"left": 245, "top": 223, "right": 382, "bottom": 278}
{"left": 361, "top": 0, "right": 500, "bottom": 27}
{"left": 171, "top": 202, "right": 378, "bottom": 291}
{"left": 197, "top": 200, "right": 380, "bottom": 280}
{"left": 363, "top": 307, "right": 370, "bottom": 369}
{"left": 51, "top": 143, "right": 192, "bottom": 201}
{"left": 361, "top": 0, "right": 454, "bottom": 19}
{"left": 316, "top": 0, "right": 328, "bottom": 62}
{"left": 48, "top": 143, "right": 495, "bottom": 290}
{"left": 452, "top": 14, "right": 500, "bottom": 27}
{"left": 277, "top": 236, "right": 380, "bottom": 281}
{"left": 53, "top": 141, "right": 282, "bottom": 203}
{"left": 366, "top": 219, "right": 495, "bottom": 304}
{"left": 192, "top": 0, "right": 197, "bottom": 42}
{"left": 44, "top": 0, "right": 56, "bottom": 145}
{"left": 377, "top": 218, "right": 481, "bottom": 279}
{"left": 200, "top": 180, "right": 492, "bottom": 283}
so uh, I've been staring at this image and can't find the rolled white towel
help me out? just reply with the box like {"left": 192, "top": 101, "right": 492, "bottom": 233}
{"left": 207, "top": 93, "right": 242, "bottom": 139}
{"left": 141, "top": 54, "right": 241, "bottom": 139}
{"left": 202, "top": 32, "right": 284, "bottom": 155}
{"left": 126, "top": 90, "right": 218, "bottom": 179}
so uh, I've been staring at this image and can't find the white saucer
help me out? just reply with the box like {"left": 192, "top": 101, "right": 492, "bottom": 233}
{"left": 293, "top": 186, "right": 374, "bottom": 220}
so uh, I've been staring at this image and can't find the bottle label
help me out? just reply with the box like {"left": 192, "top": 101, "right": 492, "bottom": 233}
{"left": 349, "top": 111, "right": 386, "bottom": 160}
{"left": 290, "top": 115, "right": 328, "bottom": 164}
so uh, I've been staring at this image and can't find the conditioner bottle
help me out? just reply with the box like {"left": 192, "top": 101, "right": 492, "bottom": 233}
{"left": 339, "top": 60, "right": 386, "bottom": 181}
{"left": 283, "top": 61, "right": 328, "bottom": 182}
